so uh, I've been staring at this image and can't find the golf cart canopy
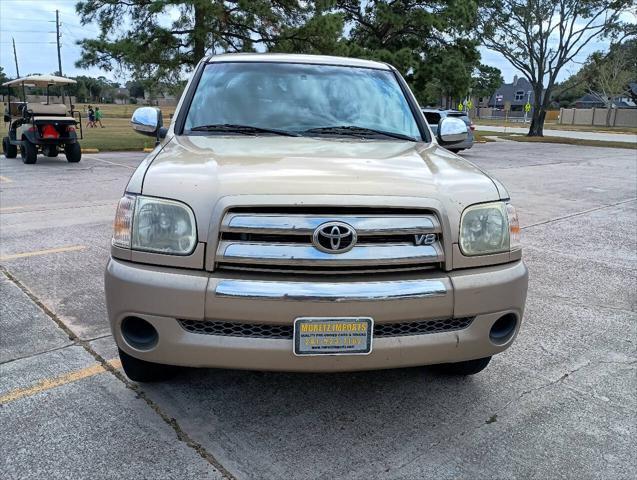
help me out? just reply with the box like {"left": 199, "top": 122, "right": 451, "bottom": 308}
{"left": 2, "top": 74, "right": 77, "bottom": 87}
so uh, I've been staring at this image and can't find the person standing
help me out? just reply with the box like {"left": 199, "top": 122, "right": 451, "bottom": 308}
{"left": 95, "top": 106, "right": 104, "bottom": 128}
{"left": 87, "top": 105, "right": 95, "bottom": 128}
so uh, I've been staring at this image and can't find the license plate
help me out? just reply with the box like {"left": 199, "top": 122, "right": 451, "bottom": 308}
{"left": 293, "top": 317, "right": 373, "bottom": 356}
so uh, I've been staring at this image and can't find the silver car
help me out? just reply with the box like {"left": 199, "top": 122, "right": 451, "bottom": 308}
{"left": 421, "top": 108, "right": 474, "bottom": 153}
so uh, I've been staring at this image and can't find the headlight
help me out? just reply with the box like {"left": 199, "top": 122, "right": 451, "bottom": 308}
{"left": 112, "top": 194, "right": 135, "bottom": 248}
{"left": 459, "top": 201, "right": 520, "bottom": 256}
{"left": 112, "top": 195, "right": 197, "bottom": 255}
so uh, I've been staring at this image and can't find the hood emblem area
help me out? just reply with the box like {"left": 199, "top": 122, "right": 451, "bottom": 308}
{"left": 312, "top": 221, "right": 357, "bottom": 254}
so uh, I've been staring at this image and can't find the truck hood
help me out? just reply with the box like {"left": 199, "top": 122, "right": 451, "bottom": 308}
{"left": 138, "top": 135, "right": 501, "bottom": 239}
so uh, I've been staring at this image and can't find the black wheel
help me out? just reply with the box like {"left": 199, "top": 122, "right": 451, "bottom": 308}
{"left": 64, "top": 142, "right": 82, "bottom": 163}
{"left": 20, "top": 139, "right": 37, "bottom": 164}
{"left": 448, "top": 148, "right": 463, "bottom": 153}
{"left": 44, "top": 146, "right": 59, "bottom": 157}
{"left": 433, "top": 356, "right": 492, "bottom": 376}
{"left": 3, "top": 136, "right": 18, "bottom": 158}
{"left": 118, "top": 348, "right": 177, "bottom": 382}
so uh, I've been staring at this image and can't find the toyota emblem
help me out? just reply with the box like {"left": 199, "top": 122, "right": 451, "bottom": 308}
{"left": 312, "top": 221, "right": 357, "bottom": 253}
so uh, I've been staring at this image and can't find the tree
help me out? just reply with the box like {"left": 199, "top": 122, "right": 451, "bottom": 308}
{"left": 75, "top": 0, "right": 320, "bottom": 87}
{"left": 471, "top": 64, "right": 503, "bottom": 102}
{"left": 0, "top": 66, "right": 9, "bottom": 97}
{"left": 75, "top": 1, "right": 484, "bottom": 108}
{"left": 552, "top": 39, "right": 636, "bottom": 109}
{"left": 551, "top": 75, "right": 587, "bottom": 107}
{"left": 75, "top": 81, "right": 89, "bottom": 103}
{"left": 581, "top": 40, "right": 636, "bottom": 108}
{"left": 480, "top": 0, "right": 634, "bottom": 136}
{"left": 329, "top": 1, "right": 481, "bottom": 105}
{"left": 126, "top": 80, "right": 145, "bottom": 99}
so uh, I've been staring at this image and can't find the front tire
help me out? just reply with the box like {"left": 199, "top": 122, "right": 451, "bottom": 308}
{"left": 64, "top": 142, "right": 82, "bottom": 163}
{"left": 20, "top": 139, "right": 37, "bottom": 164}
{"left": 118, "top": 348, "right": 177, "bottom": 382}
{"left": 3, "top": 137, "right": 17, "bottom": 158}
{"left": 434, "top": 356, "right": 492, "bottom": 376}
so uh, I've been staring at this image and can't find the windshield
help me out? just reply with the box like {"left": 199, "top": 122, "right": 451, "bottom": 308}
{"left": 183, "top": 62, "right": 423, "bottom": 141}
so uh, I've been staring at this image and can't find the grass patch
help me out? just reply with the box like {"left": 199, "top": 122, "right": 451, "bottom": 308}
{"left": 473, "top": 132, "right": 496, "bottom": 143}
{"left": 500, "top": 134, "right": 636, "bottom": 149}
{"left": 74, "top": 103, "right": 176, "bottom": 119}
{"left": 71, "top": 103, "right": 174, "bottom": 150}
{"left": 77, "top": 117, "right": 157, "bottom": 151}
{"left": 478, "top": 131, "right": 636, "bottom": 150}
{"left": 472, "top": 118, "right": 637, "bottom": 135}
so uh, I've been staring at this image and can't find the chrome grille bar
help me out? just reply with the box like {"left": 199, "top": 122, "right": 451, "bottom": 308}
{"left": 222, "top": 213, "right": 440, "bottom": 235}
{"left": 214, "top": 279, "right": 447, "bottom": 301}
{"left": 216, "top": 241, "right": 442, "bottom": 266}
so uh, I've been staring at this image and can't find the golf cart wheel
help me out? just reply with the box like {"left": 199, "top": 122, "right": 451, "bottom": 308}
{"left": 3, "top": 137, "right": 17, "bottom": 158}
{"left": 433, "top": 356, "right": 492, "bottom": 376}
{"left": 44, "top": 146, "right": 59, "bottom": 158}
{"left": 20, "top": 139, "right": 37, "bottom": 164}
{"left": 64, "top": 143, "right": 82, "bottom": 163}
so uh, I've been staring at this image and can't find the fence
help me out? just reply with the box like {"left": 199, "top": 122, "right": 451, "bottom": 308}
{"left": 559, "top": 107, "right": 637, "bottom": 127}
{"left": 470, "top": 108, "right": 559, "bottom": 123}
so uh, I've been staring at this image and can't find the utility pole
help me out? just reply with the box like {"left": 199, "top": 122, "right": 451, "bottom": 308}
{"left": 12, "top": 37, "right": 26, "bottom": 101}
{"left": 55, "top": 9, "right": 65, "bottom": 103}
{"left": 12, "top": 37, "right": 20, "bottom": 77}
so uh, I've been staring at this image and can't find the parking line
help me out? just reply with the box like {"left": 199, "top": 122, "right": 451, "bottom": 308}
{"left": 0, "top": 358, "right": 122, "bottom": 405}
{"left": 0, "top": 206, "right": 25, "bottom": 213}
{"left": 0, "top": 200, "right": 119, "bottom": 214}
{"left": 84, "top": 155, "right": 136, "bottom": 170}
{"left": 0, "top": 175, "right": 13, "bottom": 183}
{"left": 0, "top": 245, "right": 87, "bottom": 261}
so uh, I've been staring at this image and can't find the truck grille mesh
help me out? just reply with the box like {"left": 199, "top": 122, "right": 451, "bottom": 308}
{"left": 178, "top": 317, "right": 473, "bottom": 339}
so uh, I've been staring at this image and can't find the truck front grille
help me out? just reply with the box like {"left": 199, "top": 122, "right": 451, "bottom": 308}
{"left": 215, "top": 208, "right": 444, "bottom": 274}
{"left": 178, "top": 317, "right": 473, "bottom": 339}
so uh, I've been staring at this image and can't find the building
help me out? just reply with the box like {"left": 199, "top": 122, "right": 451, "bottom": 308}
{"left": 488, "top": 75, "right": 538, "bottom": 111}
{"left": 574, "top": 91, "right": 636, "bottom": 109}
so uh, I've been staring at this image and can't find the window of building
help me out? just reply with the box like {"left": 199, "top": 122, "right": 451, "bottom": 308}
{"left": 514, "top": 90, "right": 525, "bottom": 101}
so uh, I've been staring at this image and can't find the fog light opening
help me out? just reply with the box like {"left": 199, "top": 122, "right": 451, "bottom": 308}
{"left": 489, "top": 314, "right": 517, "bottom": 345}
{"left": 121, "top": 316, "right": 158, "bottom": 350}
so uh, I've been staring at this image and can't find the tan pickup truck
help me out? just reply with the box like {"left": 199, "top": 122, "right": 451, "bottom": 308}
{"left": 105, "top": 54, "right": 528, "bottom": 382}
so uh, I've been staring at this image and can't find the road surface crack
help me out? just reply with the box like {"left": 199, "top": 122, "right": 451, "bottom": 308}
{"left": 521, "top": 197, "right": 636, "bottom": 230}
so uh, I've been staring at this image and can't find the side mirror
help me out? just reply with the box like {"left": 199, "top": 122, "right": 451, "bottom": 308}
{"left": 131, "top": 107, "right": 167, "bottom": 144}
{"left": 437, "top": 117, "right": 468, "bottom": 145}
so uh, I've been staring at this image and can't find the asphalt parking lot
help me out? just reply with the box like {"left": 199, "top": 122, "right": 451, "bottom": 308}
{"left": 1, "top": 142, "right": 636, "bottom": 479}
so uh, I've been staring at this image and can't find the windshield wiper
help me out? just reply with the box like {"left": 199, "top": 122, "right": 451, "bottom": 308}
{"left": 190, "top": 124, "right": 300, "bottom": 137}
{"left": 303, "top": 125, "right": 417, "bottom": 142}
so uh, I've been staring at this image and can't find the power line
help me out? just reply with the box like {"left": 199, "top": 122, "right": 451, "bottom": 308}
{"left": 0, "top": 41, "right": 57, "bottom": 44}
{"left": 0, "top": 30, "right": 56, "bottom": 33}
{"left": 1, "top": 17, "right": 84, "bottom": 27}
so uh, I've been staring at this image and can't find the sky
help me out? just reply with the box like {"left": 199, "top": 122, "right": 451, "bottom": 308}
{"left": 0, "top": 0, "right": 624, "bottom": 87}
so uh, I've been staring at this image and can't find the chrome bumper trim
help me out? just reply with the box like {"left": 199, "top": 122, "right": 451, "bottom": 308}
{"left": 216, "top": 241, "right": 442, "bottom": 266}
{"left": 222, "top": 213, "right": 440, "bottom": 235}
{"left": 215, "top": 279, "right": 447, "bottom": 301}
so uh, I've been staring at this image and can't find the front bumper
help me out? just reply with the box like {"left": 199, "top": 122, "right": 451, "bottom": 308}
{"left": 105, "top": 259, "right": 528, "bottom": 372}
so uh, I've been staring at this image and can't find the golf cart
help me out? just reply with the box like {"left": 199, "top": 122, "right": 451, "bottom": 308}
{"left": 2, "top": 74, "right": 83, "bottom": 164}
